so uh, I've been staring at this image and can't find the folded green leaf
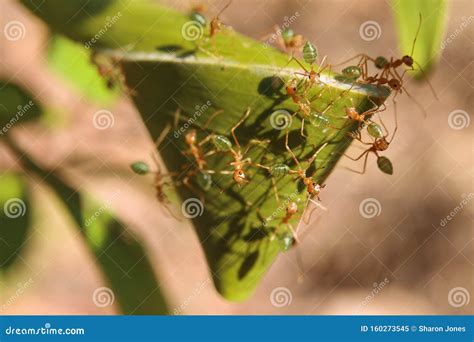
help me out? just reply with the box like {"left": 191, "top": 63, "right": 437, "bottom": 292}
{"left": 21, "top": 0, "right": 391, "bottom": 300}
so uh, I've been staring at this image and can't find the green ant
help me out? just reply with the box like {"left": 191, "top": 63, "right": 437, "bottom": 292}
{"left": 344, "top": 103, "right": 398, "bottom": 175}
{"left": 198, "top": 107, "right": 269, "bottom": 189}
{"left": 130, "top": 125, "right": 182, "bottom": 220}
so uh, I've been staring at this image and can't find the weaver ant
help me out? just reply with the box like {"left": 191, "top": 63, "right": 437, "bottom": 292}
{"left": 344, "top": 103, "right": 398, "bottom": 175}
{"left": 336, "top": 14, "right": 437, "bottom": 115}
{"left": 285, "top": 132, "right": 329, "bottom": 210}
{"left": 209, "top": 0, "right": 233, "bottom": 38}
{"left": 203, "top": 107, "right": 268, "bottom": 188}
{"left": 285, "top": 41, "right": 330, "bottom": 94}
{"left": 130, "top": 125, "right": 182, "bottom": 219}
{"left": 261, "top": 26, "right": 305, "bottom": 56}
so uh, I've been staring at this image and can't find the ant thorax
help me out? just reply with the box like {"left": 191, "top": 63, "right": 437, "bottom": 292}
{"left": 185, "top": 130, "right": 197, "bottom": 145}
{"left": 388, "top": 79, "right": 401, "bottom": 91}
{"left": 345, "top": 107, "right": 360, "bottom": 121}
{"left": 374, "top": 138, "right": 389, "bottom": 151}
{"left": 286, "top": 202, "right": 298, "bottom": 215}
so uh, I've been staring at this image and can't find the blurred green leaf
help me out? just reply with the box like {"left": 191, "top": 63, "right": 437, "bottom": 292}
{"left": 21, "top": 0, "right": 391, "bottom": 300}
{"left": 392, "top": 0, "right": 447, "bottom": 78}
{"left": 0, "top": 81, "right": 43, "bottom": 136}
{"left": 6, "top": 138, "right": 169, "bottom": 314}
{"left": 47, "top": 35, "right": 118, "bottom": 104}
{"left": 0, "top": 172, "right": 31, "bottom": 273}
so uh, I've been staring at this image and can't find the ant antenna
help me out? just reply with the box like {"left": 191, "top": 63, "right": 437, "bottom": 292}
{"left": 410, "top": 13, "right": 423, "bottom": 57}
{"left": 216, "top": 0, "right": 233, "bottom": 17}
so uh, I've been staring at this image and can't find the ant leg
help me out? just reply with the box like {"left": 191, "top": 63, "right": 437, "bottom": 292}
{"left": 285, "top": 56, "right": 310, "bottom": 75}
{"left": 203, "top": 109, "right": 224, "bottom": 129}
{"left": 154, "top": 123, "right": 172, "bottom": 149}
{"left": 388, "top": 98, "right": 398, "bottom": 143}
{"left": 285, "top": 131, "right": 301, "bottom": 167}
{"left": 173, "top": 108, "right": 181, "bottom": 128}
{"left": 308, "top": 198, "right": 328, "bottom": 212}
{"left": 307, "top": 142, "right": 329, "bottom": 165}
{"left": 344, "top": 148, "right": 370, "bottom": 161}
{"left": 231, "top": 107, "right": 251, "bottom": 149}
{"left": 270, "top": 177, "right": 280, "bottom": 202}
{"left": 300, "top": 118, "right": 307, "bottom": 138}
{"left": 377, "top": 112, "right": 390, "bottom": 138}
{"left": 400, "top": 63, "right": 439, "bottom": 100}
{"left": 344, "top": 151, "right": 370, "bottom": 174}
{"left": 333, "top": 53, "right": 370, "bottom": 68}
{"left": 183, "top": 176, "right": 206, "bottom": 204}
{"left": 398, "top": 83, "right": 427, "bottom": 118}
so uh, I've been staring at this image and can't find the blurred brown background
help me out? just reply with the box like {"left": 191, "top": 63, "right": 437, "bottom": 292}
{"left": 0, "top": 0, "right": 472, "bottom": 315}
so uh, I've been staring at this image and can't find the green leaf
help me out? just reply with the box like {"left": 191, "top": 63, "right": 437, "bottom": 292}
{"left": 0, "top": 81, "right": 43, "bottom": 136}
{"left": 0, "top": 172, "right": 31, "bottom": 273}
{"left": 21, "top": 0, "right": 391, "bottom": 301}
{"left": 6, "top": 138, "right": 169, "bottom": 314}
{"left": 392, "top": 0, "right": 447, "bottom": 78}
{"left": 47, "top": 35, "right": 118, "bottom": 104}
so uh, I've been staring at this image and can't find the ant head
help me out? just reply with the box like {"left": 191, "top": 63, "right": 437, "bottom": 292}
{"left": 233, "top": 169, "right": 247, "bottom": 184}
{"left": 287, "top": 202, "right": 298, "bottom": 215}
{"left": 286, "top": 84, "right": 297, "bottom": 96}
{"left": 185, "top": 130, "right": 197, "bottom": 145}
{"left": 307, "top": 180, "right": 323, "bottom": 196}
{"left": 388, "top": 79, "right": 401, "bottom": 91}
{"left": 402, "top": 55, "right": 414, "bottom": 67}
